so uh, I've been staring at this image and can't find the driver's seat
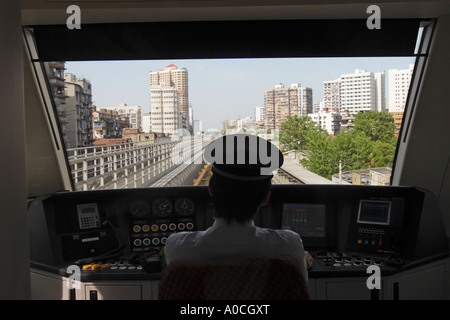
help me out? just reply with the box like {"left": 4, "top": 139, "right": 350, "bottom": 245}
{"left": 157, "top": 255, "right": 309, "bottom": 300}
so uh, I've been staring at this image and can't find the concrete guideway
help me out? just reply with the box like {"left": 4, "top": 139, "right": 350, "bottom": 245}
{"left": 276, "top": 158, "right": 335, "bottom": 185}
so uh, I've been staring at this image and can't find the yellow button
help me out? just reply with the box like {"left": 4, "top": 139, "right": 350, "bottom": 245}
{"left": 83, "top": 264, "right": 92, "bottom": 270}
{"left": 91, "top": 264, "right": 101, "bottom": 270}
{"left": 133, "top": 225, "right": 141, "bottom": 233}
{"left": 142, "top": 225, "right": 150, "bottom": 232}
{"left": 101, "top": 264, "right": 109, "bottom": 269}
{"left": 151, "top": 224, "right": 159, "bottom": 232}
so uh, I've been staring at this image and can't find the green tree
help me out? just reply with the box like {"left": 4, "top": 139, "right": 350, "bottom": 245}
{"left": 301, "top": 130, "right": 374, "bottom": 180}
{"left": 279, "top": 116, "right": 326, "bottom": 152}
{"left": 281, "top": 111, "right": 398, "bottom": 180}
{"left": 332, "top": 130, "right": 374, "bottom": 171}
{"left": 300, "top": 132, "right": 337, "bottom": 179}
{"left": 371, "top": 140, "right": 396, "bottom": 167}
{"left": 353, "top": 111, "right": 397, "bottom": 143}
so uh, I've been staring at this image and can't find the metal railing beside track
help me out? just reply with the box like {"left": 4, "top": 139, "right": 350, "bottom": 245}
{"left": 67, "top": 136, "right": 214, "bottom": 190}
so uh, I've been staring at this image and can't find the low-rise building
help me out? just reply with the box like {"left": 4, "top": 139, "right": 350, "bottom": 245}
{"left": 93, "top": 108, "right": 130, "bottom": 139}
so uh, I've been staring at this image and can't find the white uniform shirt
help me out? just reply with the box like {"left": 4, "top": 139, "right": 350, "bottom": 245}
{"left": 164, "top": 218, "right": 308, "bottom": 282}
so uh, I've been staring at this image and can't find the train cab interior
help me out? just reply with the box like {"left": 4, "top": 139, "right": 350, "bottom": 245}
{"left": 2, "top": 0, "right": 450, "bottom": 303}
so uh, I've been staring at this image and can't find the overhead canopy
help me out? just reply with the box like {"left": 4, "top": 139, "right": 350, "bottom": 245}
{"left": 29, "top": 19, "right": 420, "bottom": 61}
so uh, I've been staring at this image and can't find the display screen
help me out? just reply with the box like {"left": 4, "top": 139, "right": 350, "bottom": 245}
{"left": 357, "top": 200, "right": 391, "bottom": 225}
{"left": 281, "top": 203, "right": 326, "bottom": 238}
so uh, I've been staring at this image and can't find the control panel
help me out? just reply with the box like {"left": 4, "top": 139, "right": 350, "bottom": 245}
{"left": 314, "top": 250, "right": 385, "bottom": 269}
{"left": 28, "top": 185, "right": 448, "bottom": 281}
{"left": 128, "top": 197, "right": 197, "bottom": 253}
{"left": 77, "top": 253, "right": 162, "bottom": 277}
{"left": 346, "top": 198, "right": 404, "bottom": 253}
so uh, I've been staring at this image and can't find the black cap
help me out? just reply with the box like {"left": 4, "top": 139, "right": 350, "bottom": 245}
{"left": 203, "top": 133, "right": 284, "bottom": 182}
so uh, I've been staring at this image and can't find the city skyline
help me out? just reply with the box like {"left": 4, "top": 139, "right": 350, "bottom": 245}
{"left": 65, "top": 57, "right": 415, "bottom": 131}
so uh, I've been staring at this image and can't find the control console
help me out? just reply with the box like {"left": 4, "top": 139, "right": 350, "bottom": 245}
{"left": 28, "top": 185, "right": 449, "bottom": 281}
{"left": 312, "top": 250, "right": 389, "bottom": 274}
{"left": 346, "top": 198, "right": 405, "bottom": 253}
{"left": 128, "top": 197, "right": 197, "bottom": 253}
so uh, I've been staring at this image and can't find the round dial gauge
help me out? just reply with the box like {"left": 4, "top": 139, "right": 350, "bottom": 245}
{"left": 174, "top": 197, "right": 195, "bottom": 216}
{"left": 152, "top": 198, "right": 173, "bottom": 217}
{"left": 129, "top": 200, "right": 150, "bottom": 218}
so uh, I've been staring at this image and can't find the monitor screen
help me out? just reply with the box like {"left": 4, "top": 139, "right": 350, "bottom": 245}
{"left": 357, "top": 200, "right": 391, "bottom": 225}
{"left": 281, "top": 203, "right": 326, "bottom": 238}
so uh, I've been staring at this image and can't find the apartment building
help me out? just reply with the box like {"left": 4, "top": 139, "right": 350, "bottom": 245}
{"left": 390, "top": 111, "right": 404, "bottom": 137}
{"left": 64, "top": 73, "right": 94, "bottom": 148}
{"left": 150, "top": 64, "right": 189, "bottom": 127}
{"left": 340, "top": 69, "right": 375, "bottom": 114}
{"left": 388, "top": 64, "right": 414, "bottom": 112}
{"left": 324, "top": 69, "right": 385, "bottom": 115}
{"left": 44, "top": 61, "right": 69, "bottom": 146}
{"left": 309, "top": 109, "right": 342, "bottom": 136}
{"left": 264, "top": 83, "right": 313, "bottom": 131}
{"left": 92, "top": 108, "right": 130, "bottom": 139}
{"left": 150, "top": 86, "right": 181, "bottom": 135}
{"left": 374, "top": 71, "right": 386, "bottom": 112}
{"left": 101, "top": 103, "right": 142, "bottom": 130}
{"left": 255, "top": 106, "right": 265, "bottom": 123}
{"left": 323, "top": 79, "right": 341, "bottom": 111}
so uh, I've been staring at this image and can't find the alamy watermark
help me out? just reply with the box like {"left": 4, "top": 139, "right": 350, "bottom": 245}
{"left": 170, "top": 129, "right": 280, "bottom": 176}
{"left": 66, "top": 4, "right": 381, "bottom": 31}
{"left": 366, "top": 265, "right": 381, "bottom": 290}
{"left": 66, "top": 265, "right": 81, "bottom": 290}
{"left": 367, "top": 5, "right": 381, "bottom": 30}
{"left": 66, "top": 5, "right": 81, "bottom": 30}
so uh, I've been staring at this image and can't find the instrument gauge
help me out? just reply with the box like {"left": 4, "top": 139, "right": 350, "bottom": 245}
{"left": 152, "top": 198, "right": 173, "bottom": 217}
{"left": 174, "top": 197, "right": 195, "bottom": 216}
{"left": 129, "top": 200, "right": 150, "bottom": 218}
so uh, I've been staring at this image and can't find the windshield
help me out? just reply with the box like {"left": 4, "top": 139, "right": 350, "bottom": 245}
{"left": 44, "top": 56, "right": 415, "bottom": 189}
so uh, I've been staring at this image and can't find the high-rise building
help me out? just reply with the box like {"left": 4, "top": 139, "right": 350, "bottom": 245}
{"left": 150, "top": 86, "right": 181, "bottom": 135}
{"left": 150, "top": 64, "right": 189, "bottom": 127}
{"left": 340, "top": 69, "right": 376, "bottom": 114}
{"left": 64, "top": 73, "right": 94, "bottom": 148}
{"left": 264, "top": 83, "right": 313, "bottom": 131}
{"left": 44, "top": 61, "right": 69, "bottom": 147}
{"left": 325, "top": 69, "right": 385, "bottom": 115}
{"left": 374, "top": 71, "right": 386, "bottom": 112}
{"left": 388, "top": 64, "right": 414, "bottom": 112}
{"left": 323, "top": 79, "right": 341, "bottom": 111}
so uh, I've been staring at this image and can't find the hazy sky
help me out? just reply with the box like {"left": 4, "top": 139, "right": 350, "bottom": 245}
{"left": 66, "top": 56, "right": 415, "bottom": 130}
